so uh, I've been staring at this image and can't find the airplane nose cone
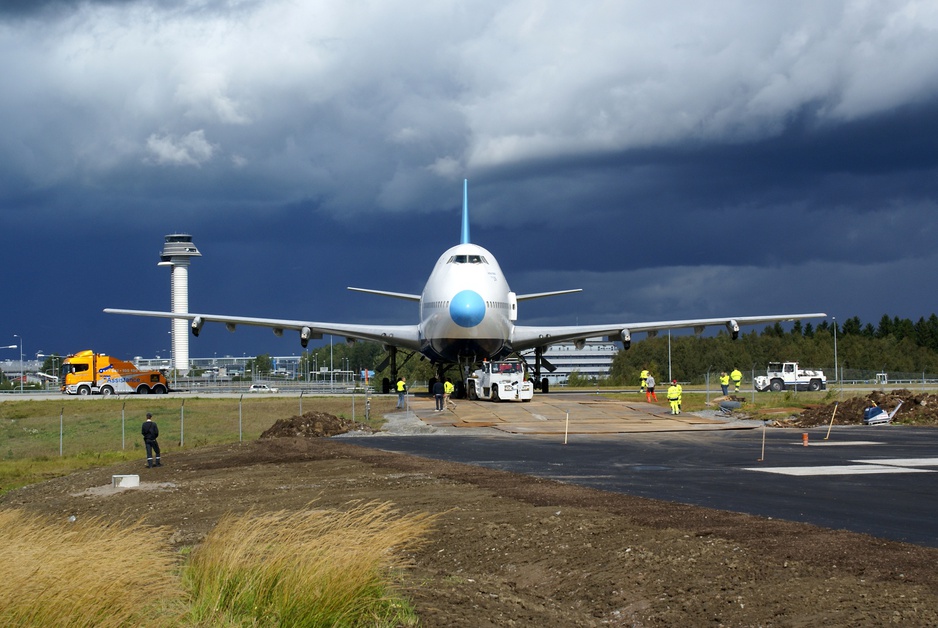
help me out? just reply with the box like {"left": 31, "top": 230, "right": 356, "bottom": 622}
{"left": 450, "top": 290, "right": 486, "bottom": 328}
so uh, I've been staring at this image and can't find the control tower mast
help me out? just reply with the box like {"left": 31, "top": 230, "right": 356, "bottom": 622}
{"left": 158, "top": 234, "right": 201, "bottom": 375}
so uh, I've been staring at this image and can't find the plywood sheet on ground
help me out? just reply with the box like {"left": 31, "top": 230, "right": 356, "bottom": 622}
{"left": 409, "top": 395, "right": 746, "bottom": 434}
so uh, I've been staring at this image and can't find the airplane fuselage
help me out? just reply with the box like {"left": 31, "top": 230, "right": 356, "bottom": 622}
{"left": 419, "top": 243, "right": 515, "bottom": 363}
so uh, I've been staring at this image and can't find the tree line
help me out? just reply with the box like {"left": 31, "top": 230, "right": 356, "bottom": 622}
{"left": 608, "top": 314, "right": 938, "bottom": 385}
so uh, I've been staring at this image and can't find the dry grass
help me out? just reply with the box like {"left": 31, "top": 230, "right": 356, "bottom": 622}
{"left": 0, "top": 509, "right": 185, "bottom": 627}
{"left": 183, "top": 501, "right": 436, "bottom": 626}
{"left": 0, "top": 501, "right": 436, "bottom": 627}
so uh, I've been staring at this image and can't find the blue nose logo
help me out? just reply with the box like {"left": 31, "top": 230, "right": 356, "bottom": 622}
{"left": 450, "top": 290, "right": 486, "bottom": 328}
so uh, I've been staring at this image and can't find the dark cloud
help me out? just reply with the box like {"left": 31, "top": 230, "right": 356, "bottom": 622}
{"left": 3, "top": 1, "right": 938, "bottom": 360}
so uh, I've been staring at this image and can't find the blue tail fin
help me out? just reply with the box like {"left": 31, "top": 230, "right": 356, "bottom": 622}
{"left": 460, "top": 178, "right": 470, "bottom": 244}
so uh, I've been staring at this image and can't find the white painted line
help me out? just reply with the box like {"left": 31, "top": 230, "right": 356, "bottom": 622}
{"left": 745, "top": 465, "right": 935, "bottom": 476}
{"left": 798, "top": 441, "right": 883, "bottom": 447}
{"left": 853, "top": 458, "right": 938, "bottom": 467}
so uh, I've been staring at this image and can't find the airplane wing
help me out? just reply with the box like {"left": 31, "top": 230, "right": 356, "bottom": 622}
{"left": 511, "top": 312, "right": 827, "bottom": 351}
{"left": 103, "top": 308, "right": 422, "bottom": 351}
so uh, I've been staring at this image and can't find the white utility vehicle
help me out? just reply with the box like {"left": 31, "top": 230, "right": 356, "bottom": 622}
{"left": 754, "top": 362, "right": 827, "bottom": 392}
{"left": 466, "top": 359, "right": 534, "bottom": 402}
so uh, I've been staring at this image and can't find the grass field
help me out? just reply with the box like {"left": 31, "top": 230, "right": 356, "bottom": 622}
{"left": 0, "top": 388, "right": 842, "bottom": 494}
{"left": 0, "top": 394, "right": 397, "bottom": 494}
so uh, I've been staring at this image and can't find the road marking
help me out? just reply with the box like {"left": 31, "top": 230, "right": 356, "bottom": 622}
{"left": 854, "top": 458, "right": 938, "bottom": 467}
{"left": 745, "top": 464, "right": 935, "bottom": 476}
{"left": 798, "top": 441, "right": 883, "bottom": 446}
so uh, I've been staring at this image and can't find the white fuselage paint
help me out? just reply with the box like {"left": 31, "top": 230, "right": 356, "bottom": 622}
{"left": 418, "top": 243, "right": 514, "bottom": 363}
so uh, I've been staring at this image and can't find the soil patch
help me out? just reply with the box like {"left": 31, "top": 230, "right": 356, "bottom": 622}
{"left": 259, "top": 411, "right": 375, "bottom": 438}
{"left": 781, "top": 389, "right": 938, "bottom": 428}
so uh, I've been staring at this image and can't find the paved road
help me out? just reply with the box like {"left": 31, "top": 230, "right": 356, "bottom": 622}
{"left": 349, "top": 424, "right": 938, "bottom": 548}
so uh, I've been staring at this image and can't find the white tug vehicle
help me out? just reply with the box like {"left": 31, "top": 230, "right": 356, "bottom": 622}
{"left": 753, "top": 361, "right": 827, "bottom": 392}
{"left": 466, "top": 359, "right": 534, "bottom": 402}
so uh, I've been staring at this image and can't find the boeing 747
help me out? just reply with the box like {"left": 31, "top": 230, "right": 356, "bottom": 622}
{"left": 106, "top": 180, "right": 825, "bottom": 393}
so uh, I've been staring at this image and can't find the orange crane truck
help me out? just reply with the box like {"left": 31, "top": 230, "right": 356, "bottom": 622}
{"left": 61, "top": 350, "right": 169, "bottom": 396}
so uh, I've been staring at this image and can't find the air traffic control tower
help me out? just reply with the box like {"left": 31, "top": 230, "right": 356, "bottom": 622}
{"left": 158, "top": 234, "right": 201, "bottom": 375}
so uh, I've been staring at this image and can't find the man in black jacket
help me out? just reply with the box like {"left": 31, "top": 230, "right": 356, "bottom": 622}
{"left": 142, "top": 412, "right": 161, "bottom": 468}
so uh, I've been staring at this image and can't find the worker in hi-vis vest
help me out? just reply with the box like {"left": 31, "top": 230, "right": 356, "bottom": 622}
{"left": 667, "top": 380, "right": 682, "bottom": 415}
{"left": 719, "top": 371, "right": 730, "bottom": 396}
{"left": 730, "top": 368, "right": 742, "bottom": 393}
{"left": 640, "top": 368, "right": 649, "bottom": 393}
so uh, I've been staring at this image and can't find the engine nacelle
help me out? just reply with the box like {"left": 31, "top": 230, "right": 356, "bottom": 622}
{"left": 620, "top": 328, "right": 631, "bottom": 350}
{"left": 299, "top": 327, "right": 323, "bottom": 348}
{"left": 726, "top": 319, "right": 740, "bottom": 340}
{"left": 190, "top": 316, "right": 204, "bottom": 337}
{"left": 574, "top": 338, "right": 586, "bottom": 350}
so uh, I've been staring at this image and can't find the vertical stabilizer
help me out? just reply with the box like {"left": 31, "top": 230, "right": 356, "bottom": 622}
{"left": 460, "top": 179, "right": 470, "bottom": 244}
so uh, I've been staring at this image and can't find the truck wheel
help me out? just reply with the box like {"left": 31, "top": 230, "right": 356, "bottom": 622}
{"left": 492, "top": 384, "right": 500, "bottom": 401}
{"left": 100, "top": 385, "right": 114, "bottom": 397}
{"left": 769, "top": 379, "right": 784, "bottom": 392}
{"left": 78, "top": 385, "right": 91, "bottom": 396}
{"left": 136, "top": 385, "right": 150, "bottom": 395}
{"left": 808, "top": 379, "right": 821, "bottom": 391}
{"left": 152, "top": 384, "right": 167, "bottom": 395}
{"left": 467, "top": 381, "right": 478, "bottom": 400}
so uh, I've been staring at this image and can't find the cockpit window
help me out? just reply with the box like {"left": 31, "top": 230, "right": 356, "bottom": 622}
{"left": 447, "top": 254, "right": 487, "bottom": 264}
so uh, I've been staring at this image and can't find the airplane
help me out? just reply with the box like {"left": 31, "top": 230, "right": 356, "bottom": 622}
{"left": 105, "top": 180, "right": 826, "bottom": 394}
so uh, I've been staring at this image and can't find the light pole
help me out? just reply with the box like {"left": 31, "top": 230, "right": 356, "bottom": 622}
{"left": 832, "top": 316, "right": 838, "bottom": 385}
{"left": 13, "top": 335, "right": 23, "bottom": 393}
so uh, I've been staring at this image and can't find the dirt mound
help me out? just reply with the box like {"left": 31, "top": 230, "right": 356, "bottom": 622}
{"left": 783, "top": 389, "right": 938, "bottom": 428}
{"left": 259, "top": 411, "right": 374, "bottom": 439}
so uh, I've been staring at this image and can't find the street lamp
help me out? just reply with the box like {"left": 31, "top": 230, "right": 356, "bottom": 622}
{"left": 832, "top": 316, "right": 838, "bottom": 385}
{"left": 13, "top": 335, "right": 23, "bottom": 393}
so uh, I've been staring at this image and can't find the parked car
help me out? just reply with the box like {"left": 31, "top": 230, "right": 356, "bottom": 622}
{"left": 248, "top": 384, "right": 279, "bottom": 393}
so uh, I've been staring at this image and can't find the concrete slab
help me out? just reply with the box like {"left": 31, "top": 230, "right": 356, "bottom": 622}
{"left": 410, "top": 394, "right": 752, "bottom": 434}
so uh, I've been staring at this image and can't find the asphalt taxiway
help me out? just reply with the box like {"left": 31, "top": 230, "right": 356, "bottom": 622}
{"left": 348, "top": 394, "right": 938, "bottom": 547}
